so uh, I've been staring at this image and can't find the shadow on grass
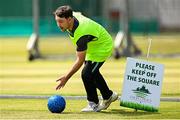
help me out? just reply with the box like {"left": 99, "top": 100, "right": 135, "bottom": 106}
{"left": 61, "top": 109, "right": 160, "bottom": 116}
{"left": 99, "top": 109, "right": 160, "bottom": 116}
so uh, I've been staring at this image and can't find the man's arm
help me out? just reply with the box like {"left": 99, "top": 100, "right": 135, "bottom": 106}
{"left": 56, "top": 35, "right": 95, "bottom": 90}
{"left": 56, "top": 51, "right": 86, "bottom": 90}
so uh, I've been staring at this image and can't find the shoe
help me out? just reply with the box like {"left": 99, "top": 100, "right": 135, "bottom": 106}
{"left": 81, "top": 101, "right": 99, "bottom": 112}
{"left": 98, "top": 92, "right": 118, "bottom": 111}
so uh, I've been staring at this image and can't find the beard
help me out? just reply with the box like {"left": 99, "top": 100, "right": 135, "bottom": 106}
{"left": 59, "top": 26, "right": 66, "bottom": 32}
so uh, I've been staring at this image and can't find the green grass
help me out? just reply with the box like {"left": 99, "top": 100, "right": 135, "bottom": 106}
{"left": 0, "top": 36, "right": 180, "bottom": 96}
{"left": 0, "top": 99, "right": 180, "bottom": 119}
{"left": 132, "top": 34, "right": 180, "bottom": 55}
{"left": 120, "top": 101, "right": 158, "bottom": 112}
{"left": 1, "top": 34, "right": 180, "bottom": 58}
{"left": 0, "top": 35, "right": 180, "bottom": 119}
{"left": 1, "top": 58, "right": 180, "bottom": 96}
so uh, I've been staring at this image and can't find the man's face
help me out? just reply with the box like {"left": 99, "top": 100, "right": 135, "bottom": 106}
{"left": 55, "top": 15, "right": 70, "bottom": 32}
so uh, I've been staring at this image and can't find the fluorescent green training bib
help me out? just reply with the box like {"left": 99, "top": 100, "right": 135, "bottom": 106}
{"left": 69, "top": 12, "right": 113, "bottom": 62}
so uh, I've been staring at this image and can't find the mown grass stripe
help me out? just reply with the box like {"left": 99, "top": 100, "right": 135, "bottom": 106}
{"left": 0, "top": 95, "right": 180, "bottom": 102}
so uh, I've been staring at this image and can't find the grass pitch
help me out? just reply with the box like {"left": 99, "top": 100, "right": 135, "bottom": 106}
{"left": 0, "top": 35, "right": 180, "bottom": 119}
{"left": 0, "top": 99, "right": 180, "bottom": 119}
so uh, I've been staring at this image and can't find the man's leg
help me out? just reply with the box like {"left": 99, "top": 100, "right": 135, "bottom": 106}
{"left": 81, "top": 61, "right": 118, "bottom": 111}
{"left": 94, "top": 70, "right": 113, "bottom": 100}
{"left": 81, "top": 61, "right": 99, "bottom": 104}
{"left": 91, "top": 62, "right": 118, "bottom": 111}
{"left": 81, "top": 61, "right": 101, "bottom": 112}
{"left": 82, "top": 61, "right": 113, "bottom": 100}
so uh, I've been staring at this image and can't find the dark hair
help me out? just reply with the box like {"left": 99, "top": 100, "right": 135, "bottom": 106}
{"left": 54, "top": 5, "right": 73, "bottom": 18}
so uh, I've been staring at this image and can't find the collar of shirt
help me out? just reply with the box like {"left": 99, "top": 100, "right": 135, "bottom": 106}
{"left": 67, "top": 17, "right": 79, "bottom": 37}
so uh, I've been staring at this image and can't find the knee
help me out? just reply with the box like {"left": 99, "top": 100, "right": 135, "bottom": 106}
{"left": 81, "top": 68, "right": 92, "bottom": 81}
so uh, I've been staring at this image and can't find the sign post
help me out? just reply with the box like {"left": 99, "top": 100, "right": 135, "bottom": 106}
{"left": 120, "top": 57, "right": 164, "bottom": 112}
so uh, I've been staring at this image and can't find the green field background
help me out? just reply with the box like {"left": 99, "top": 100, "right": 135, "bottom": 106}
{"left": 1, "top": 35, "right": 180, "bottom": 96}
{"left": 0, "top": 35, "right": 180, "bottom": 119}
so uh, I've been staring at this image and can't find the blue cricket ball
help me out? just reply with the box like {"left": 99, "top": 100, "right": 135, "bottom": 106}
{"left": 47, "top": 95, "right": 66, "bottom": 113}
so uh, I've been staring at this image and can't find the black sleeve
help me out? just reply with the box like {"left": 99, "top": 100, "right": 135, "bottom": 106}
{"left": 76, "top": 35, "right": 96, "bottom": 51}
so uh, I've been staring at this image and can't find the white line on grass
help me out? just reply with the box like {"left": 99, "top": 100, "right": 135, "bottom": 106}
{"left": 0, "top": 95, "right": 180, "bottom": 102}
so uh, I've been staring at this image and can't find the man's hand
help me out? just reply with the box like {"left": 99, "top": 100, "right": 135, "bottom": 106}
{"left": 55, "top": 51, "right": 86, "bottom": 90}
{"left": 56, "top": 75, "right": 68, "bottom": 90}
